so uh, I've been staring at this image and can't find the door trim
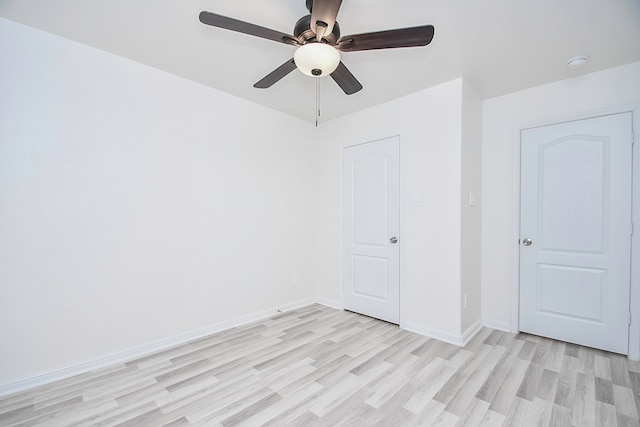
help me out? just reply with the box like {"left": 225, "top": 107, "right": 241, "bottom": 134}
{"left": 340, "top": 135, "right": 406, "bottom": 328}
{"left": 510, "top": 104, "right": 640, "bottom": 360}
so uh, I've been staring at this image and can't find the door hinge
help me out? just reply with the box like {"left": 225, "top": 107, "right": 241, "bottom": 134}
{"left": 631, "top": 222, "right": 634, "bottom": 235}
{"left": 629, "top": 312, "right": 632, "bottom": 325}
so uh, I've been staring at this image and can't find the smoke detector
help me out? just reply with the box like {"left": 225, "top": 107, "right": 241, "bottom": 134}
{"left": 567, "top": 55, "right": 589, "bottom": 70}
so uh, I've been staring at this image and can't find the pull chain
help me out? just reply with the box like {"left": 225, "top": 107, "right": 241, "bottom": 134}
{"left": 315, "top": 77, "right": 320, "bottom": 127}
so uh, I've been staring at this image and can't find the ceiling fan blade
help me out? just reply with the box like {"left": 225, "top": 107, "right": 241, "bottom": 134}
{"left": 330, "top": 62, "right": 362, "bottom": 95}
{"left": 311, "top": 0, "right": 343, "bottom": 40}
{"left": 199, "top": 11, "right": 299, "bottom": 46}
{"left": 337, "top": 25, "right": 435, "bottom": 52}
{"left": 253, "top": 59, "right": 297, "bottom": 89}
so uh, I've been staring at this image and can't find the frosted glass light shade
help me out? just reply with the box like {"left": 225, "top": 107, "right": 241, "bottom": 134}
{"left": 294, "top": 43, "right": 340, "bottom": 77}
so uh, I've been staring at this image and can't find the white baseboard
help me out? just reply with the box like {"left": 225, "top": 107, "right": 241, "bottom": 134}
{"left": 461, "top": 319, "right": 484, "bottom": 346}
{"left": 313, "top": 297, "right": 342, "bottom": 310}
{"left": 402, "top": 320, "right": 482, "bottom": 347}
{"left": 0, "top": 297, "right": 338, "bottom": 398}
{"left": 402, "top": 322, "right": 462, "bottom": 346}
{"left": 482, "top": 319, "right": 513, "bottom": 333}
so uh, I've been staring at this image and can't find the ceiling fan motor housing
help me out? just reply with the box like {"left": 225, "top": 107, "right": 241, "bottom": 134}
{"left": 294, "top": 15, "right": 340, "bottom": 45}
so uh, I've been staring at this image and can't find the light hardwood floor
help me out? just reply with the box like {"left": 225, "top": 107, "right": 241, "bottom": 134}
{"left": 1, "top": 304, "right": 639, "bottom": 426}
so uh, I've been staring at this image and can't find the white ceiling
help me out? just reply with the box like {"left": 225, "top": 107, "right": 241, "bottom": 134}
{"left": 2, "top": 0, "right": 640, "bottom": 123}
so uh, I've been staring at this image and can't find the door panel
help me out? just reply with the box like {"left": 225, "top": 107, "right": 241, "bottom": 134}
{"left": 536, "top": 264, "right": 606, "bottom": 321}
{"left": 519, "top": 113, "right": 632, "bottom": 354}
{"left": 353, "top": 154, "right": 389, "bottom": 245}
{"left": 343, "top": 136, "right": 400, "bottom": 324}
{"left": 539, "top": 137, "right": 607, "bottom": 253}
{"left": 353, "top": 255, "right": 389, "bottom": 300}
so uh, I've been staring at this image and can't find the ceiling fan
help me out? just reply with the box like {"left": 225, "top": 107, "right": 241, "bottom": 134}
{"left": 199, "top": 0, "right": 435, "bottom": 95}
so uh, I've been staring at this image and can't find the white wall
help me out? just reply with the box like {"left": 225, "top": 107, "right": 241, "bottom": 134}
{"left": 460, "top": 81, "right": 483, "bottom": 332}
{"left": 0, "top": 18, "right": 317, "bottom": 387}
{"left": 481, "top": 62, "right": 640, "bottom": 352}
{"left": 313, "top": 79, "right": 470, "bottom": 341}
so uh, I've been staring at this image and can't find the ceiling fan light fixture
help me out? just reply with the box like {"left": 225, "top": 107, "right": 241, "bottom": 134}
{"left": 294, "top": 42, "right": 340, "bottom": 77}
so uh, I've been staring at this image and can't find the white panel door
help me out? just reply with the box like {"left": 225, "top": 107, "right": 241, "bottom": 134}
{"left": 519, "top": 113, "right": 633, "bottom": 354}
{"left": 342, "top": 136, "right": 400, "bottom": 324}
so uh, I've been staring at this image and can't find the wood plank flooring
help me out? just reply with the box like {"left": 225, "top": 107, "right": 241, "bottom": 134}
{"left": 1, "top": 304, "right": 639, "bottom": 426}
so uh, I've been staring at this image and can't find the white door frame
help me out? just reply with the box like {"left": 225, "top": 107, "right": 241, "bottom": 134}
{"left": 510, "top": 105, "right": 640, "bottom": 360}
{"left": 339, "top": 135, "right": 406, "bottom": 327}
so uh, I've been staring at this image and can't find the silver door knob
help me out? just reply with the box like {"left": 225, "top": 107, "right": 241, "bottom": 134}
{"left": 390, "top": 237, "right": 398, "bottom": 244}
{"left": 522, "top": 238, "right": 532, "bottom": 246}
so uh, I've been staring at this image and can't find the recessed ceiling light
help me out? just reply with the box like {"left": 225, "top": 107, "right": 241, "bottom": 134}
{"left": 567, "top": 55, "right": 589, "bottom": 70}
